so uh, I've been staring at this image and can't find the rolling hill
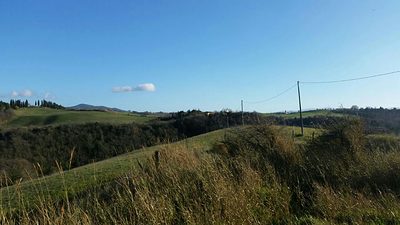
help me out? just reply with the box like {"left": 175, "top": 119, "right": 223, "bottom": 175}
{"left": 0, "top": 125, "right": 317, "bottom": 211}
{"left": 264, "top": 109, "right": 345, "bottom": 119}
{"left": 1, "top": 107, "right": 155, "bottom": 128}
{"left": 0, "top": 128, "right": 226, "bottom": 210}
{"left": 67, "top": 104, "right": 127, "bottom": 112}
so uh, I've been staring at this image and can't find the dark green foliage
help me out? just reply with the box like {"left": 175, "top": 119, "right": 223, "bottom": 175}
{"left": 0, "top": 108, "right": 14, "bottom": 123}
{"left": 0, "top": 158, "right": 36, "bottom": 181}
{"left": 267, "top": 107, "right": 400, "bottom": 134}
{"left": 169, "top": 110, "right": 272, "bottom": 137}
{"left": 3, "top": 99, "right": 64, "bottom": 110}
{"left": 273, "top": 115, "right": 343, "bottom": 129}
{"left": 9, "top": 99, "right": 30, "bottom": 109}
{"left": 338, "top": 107, "right": 400, "bottom": 134}
{"left": 0, "top": 122, "right": 180, "bottom": 185}
{"left": 0, "top": 101, "right": 11, "bottom": 110}
{"left": 39, "top": 100, "right": 64, "bottom": 109}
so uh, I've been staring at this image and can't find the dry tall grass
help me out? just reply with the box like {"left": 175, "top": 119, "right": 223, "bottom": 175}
{"left": 1, "top": 123, "right": 400, "bottom": 224}
{"left": 1, "top": 144, "right": 289, "bottom": 224}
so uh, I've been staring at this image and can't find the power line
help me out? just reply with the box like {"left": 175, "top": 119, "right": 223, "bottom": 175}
{"left": 297, "top": 69, "right": 399, "bottom": 135}
{"left": 243, "top": 69, "right": 400, "bottom": 108}
{"left": 245, "top": 83, "right": 297, "bottom": 104}
{"left": 241, "top": 69, "right": 399, "bottom": 135}
{"left": 301, "top": 70, "right": 400, "bottom": 84}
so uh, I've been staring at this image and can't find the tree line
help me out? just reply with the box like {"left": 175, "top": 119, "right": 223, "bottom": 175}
{"left": 336, "top": 107, "right": 400, "bottom": 134}
{"left": 0, "top": 99, "right": 64, "bottom": 110}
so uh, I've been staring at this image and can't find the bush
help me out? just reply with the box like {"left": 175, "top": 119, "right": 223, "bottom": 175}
{"left": 219, "top": 126, "right": 300, "bottom": 178}
{"left": 214, "top": 125, "right": 314, "bottom": 215}
{"left": 305, "top": 119, "right": 365, "bottom": 187}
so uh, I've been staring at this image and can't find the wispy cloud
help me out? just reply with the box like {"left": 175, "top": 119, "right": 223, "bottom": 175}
{"left": 112, "top": 83, "right": 156, "bottom": 93}
{"left": 11, "top": 91, "right": 19, "bottom": 97}
{"left": 112, "top": 86, "right": 133, "bottom": 93}
{"left": 44, "top": 92, "right": 56, "bottom": 100}
{"left": 133, "top": 83, "right": 156, "bottom": 92}
{"left": 11, "top": 89, "right": 33, "bottom": 97}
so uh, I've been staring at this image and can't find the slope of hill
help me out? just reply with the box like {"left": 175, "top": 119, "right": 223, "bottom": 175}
{"left": 268, "top": 108, "right": 400, "bottom": 134}
{"left": 2, "top": 124, "right": 400, "bottom": 224}
{"left": 1, "top": 107, "right": 154, "bottom": 128}
{"left": 0, "top": 129, "right": 226, "bottom": 210}
{"left": 338, "top": 108, "right": 400, "bottom": 134}
{"left": 265, "top": 109, "right": 345, "bottom": 119}
{"left": 0, "top": 126, "right": 317, "bottom": 211}
{"left": 67, "top": 104, "right": 127, "bottom": 112}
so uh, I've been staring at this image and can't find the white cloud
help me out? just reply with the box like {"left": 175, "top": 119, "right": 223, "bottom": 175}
{"left": 21, "top": 89, "right": 33, "bottom": 97}
{"left": 11, "top": 91, "right": 19, "bottom": 97}
{"left": 112, "top": 86, "right": 133, "bottom": 93}
{"left": 133, "top": 83, "right": 156, "bottom": 92}
{"left": 112, "top": 83, "right": 156, "bottom": 93}
{"left": 44, "top": 92, "right": 56, "bottom": 100}
{"left": 11, "top": 89, "right": 33, "bottom": 97}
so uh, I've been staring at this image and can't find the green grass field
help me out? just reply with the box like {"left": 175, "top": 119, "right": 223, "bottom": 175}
{"left": 265, "top": 109, "right": 345, "bottom": 119}
{"left": 1, "top": 108, "right": 154, "bottom": 128}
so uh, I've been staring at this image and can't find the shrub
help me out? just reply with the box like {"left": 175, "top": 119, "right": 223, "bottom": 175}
{"left": 305, "top": 119, "right": 365, "bottom": 187}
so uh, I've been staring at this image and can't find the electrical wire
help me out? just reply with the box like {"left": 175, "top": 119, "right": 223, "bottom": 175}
{"left": 245, "top": 83, "right": 297, "bottom": 104}
{"left": 243, "top": 70, "right": 400, "bottom": 107}
{"left": 300, "top": 70, "right": 400, "bottom": 84}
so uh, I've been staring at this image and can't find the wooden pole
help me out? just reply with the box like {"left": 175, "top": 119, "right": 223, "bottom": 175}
{"left": 297, "top": 81, "right": 304, "bottom": 136}
{"left": 241, "top": 100, "right": 244, "bottom": 126}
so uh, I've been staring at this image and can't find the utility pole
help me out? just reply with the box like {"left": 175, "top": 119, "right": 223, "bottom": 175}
{"left": 297, "top": 81, "right": 304, "bottom": 136}
{"left": 241, "top": 100, "right": 244, "bottom": 126}
{"left": 226, "top": 110, "right": 230, "bottom": 128}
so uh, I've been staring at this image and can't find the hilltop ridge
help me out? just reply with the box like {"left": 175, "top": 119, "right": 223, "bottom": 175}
{"left": 67, "top": 104, "right": 127, "bottom": 112}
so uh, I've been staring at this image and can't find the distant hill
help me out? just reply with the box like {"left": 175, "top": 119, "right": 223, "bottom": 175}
{"left": 2, "top": 107, "right": 154, "bottom": 128}
{"left": 67, "top": 104, "right": 127, "bottom": 112}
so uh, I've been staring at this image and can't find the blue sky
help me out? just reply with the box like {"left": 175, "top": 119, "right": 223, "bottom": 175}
{"left": 1, "top": 0, "right": 399, "bottom": 112}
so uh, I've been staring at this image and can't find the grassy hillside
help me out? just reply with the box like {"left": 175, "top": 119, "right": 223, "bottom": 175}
{"left": 1, "top": 123, "right": 400, "bottom": 224}
{"left": 0, "top": 126, "right": 316, "bottom": 211}
{"left": 0, "top": 129, "right": 225, "bottom": 210}
{"left": 1, "top": 108, "right": 154, "bottom": 128}
{"left": 265, "top": 109, "right": 344, "bottom": 119}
